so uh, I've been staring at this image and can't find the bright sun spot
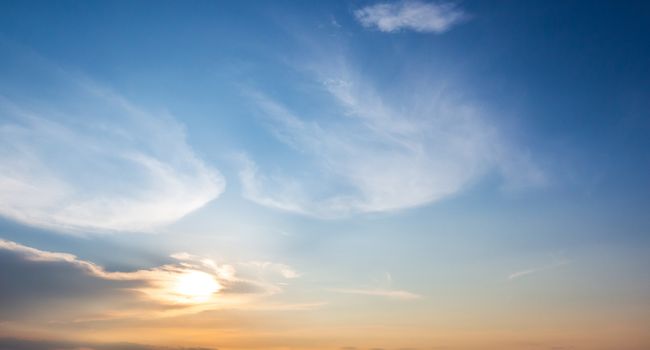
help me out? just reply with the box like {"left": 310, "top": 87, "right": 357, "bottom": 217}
{"left": 172, "top": 270, "right": 221, "bottom": 303}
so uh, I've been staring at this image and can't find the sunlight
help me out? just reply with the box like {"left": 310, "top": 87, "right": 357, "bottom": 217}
{"left": 172, "top": 270, "right": 221, "bottom": 303}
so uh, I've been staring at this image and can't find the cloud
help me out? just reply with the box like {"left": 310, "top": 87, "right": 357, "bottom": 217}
{"left": 508, "top": 256, "right": 570, "bottom": 280}
{"left": 0, "top": 71, "right": 224, "bottom": 233}
{"left": 328, "top": 270, "right": 419, "bottom": 301}
{"left": 239, "top": 260, "right": 301, "bottom": 279}
{"left": 354, "top": 1, "right": 467, "bottom": 33}
{"left": 0, "top": 239, "right": 298, "bottom": 322}
{"left": 242, "top": 58, "right": 544, "bottom": 217}
{"left": 330, "top": 288, "right": 421, "bottom": 300}
{"left": 0, "top": 239, "right": 142, "bottom": 321}
{"left": 238, "top": 153, "right": 310, "bottom": 215}
{"left": 0, "top": 337, "right": 216, "bottom": 350}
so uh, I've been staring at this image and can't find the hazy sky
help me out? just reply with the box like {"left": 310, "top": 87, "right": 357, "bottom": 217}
{"left": 0, "top": 1, "right": 649, "bottom": 350}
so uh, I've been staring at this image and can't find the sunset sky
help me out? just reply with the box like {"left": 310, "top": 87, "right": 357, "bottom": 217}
{"left": 0, "top": 1, "right": 649, "bottom": 350}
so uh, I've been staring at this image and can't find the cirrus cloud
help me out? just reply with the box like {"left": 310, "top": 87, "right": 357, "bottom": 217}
{"left": 0, "top": 71, "right": 224, "bottom": 233}
{"left": 241, "top": 57, "right": 544, "bottom": 218}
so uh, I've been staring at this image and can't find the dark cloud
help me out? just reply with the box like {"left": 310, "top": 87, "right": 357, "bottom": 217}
{"left": 0, "top": 240, "right": 199, "bottom": 323}
{"left": 0, "top": 245, "right": 143, "bottom": 320}
{"left": 0, "top": 239, "right": 296, "bottom": 326}
{"left": 0, "top": 337, "right": 216, "bottom": 350}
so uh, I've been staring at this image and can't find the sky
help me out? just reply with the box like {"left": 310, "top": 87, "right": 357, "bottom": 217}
{"left": 0, "top": 1, "right": 649, "bottom": 350}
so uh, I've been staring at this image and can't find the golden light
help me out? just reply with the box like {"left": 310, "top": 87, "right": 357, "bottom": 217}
{"left": 172, "top": 270, "right": 221, "bottom": 303}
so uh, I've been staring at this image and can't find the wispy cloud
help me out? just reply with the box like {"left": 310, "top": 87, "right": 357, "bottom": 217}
{"left": 330, "top": 288, "right": 421, "bottom": 300}
{"left": 0, "top": 72, "right": 224, "bottom": 233}
{"left": 354, "top": 1, "right": 467, "bottom": 33}
{"left": 330, "top": 271, "right": 420, "bottom": 300}
{"left": 239, "top": 260, "right": 301, "bottom": 279}
{"left": 508, "top": 256, "right": 571, "bottom": 280}
{"left": 242, "top": 57, "right": 544, "bottom": 217}
{"left": 237, "top": 153, "right": 310, "bottom": 215}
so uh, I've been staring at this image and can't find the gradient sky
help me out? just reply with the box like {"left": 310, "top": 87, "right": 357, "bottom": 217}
{"left": 0, "top": 1, "right": 649, "bottom": 350}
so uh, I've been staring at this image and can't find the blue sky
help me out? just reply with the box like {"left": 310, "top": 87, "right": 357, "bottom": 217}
{"left": 0, "top": 1, "right": 649, "bottom": 350}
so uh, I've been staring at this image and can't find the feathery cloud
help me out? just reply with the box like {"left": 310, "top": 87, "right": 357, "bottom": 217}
{"left": 0, "top": 75, "right": 224, "bottom": 233}
{"left": 242, "top": 59, "right": 544, "bottom": 217}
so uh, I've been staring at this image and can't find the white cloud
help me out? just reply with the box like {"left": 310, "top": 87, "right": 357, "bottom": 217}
{"left": 240, "top": 260, "right": 301, "bottom": 279}
{"left": 242, "top": 59, "right": 544, "bottom": 217}
{"left": 354, "top": 1, "right": 467, "bottom": 33}
{"left": 0, "top": 78, "right": 224, "bottom": 233}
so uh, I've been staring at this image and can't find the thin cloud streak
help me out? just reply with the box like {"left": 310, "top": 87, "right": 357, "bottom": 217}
{"left": 508, "top": 258, "right": 571, "bottom": 280}
{"left": 330, "top": 288, "right": 421, "bottom": 300}
{"left": 354, "top": 1, "right": 467, "bottom": 33}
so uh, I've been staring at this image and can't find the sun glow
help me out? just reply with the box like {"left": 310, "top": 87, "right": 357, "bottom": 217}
{"left": 172, "top": 270, "right": 221, "bottom": 303}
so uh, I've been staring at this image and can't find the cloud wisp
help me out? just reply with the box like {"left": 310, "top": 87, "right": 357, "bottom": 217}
{"left": 508, "top": 257, "right": 571, "bottom": 280}
{"left": 242, "top": 58, "right": 544, "bottom": 218}
{"left": 329, "top": 272, "right": 420, "bottom": 300}
{"left": 0, "top": 72, "right": 224, "bottom": 233}
{"left": 330, "top": 288, "right": 421, "bottom": 300}
{"left": 354, "top": 1, "right": 467, "bottom": 33}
